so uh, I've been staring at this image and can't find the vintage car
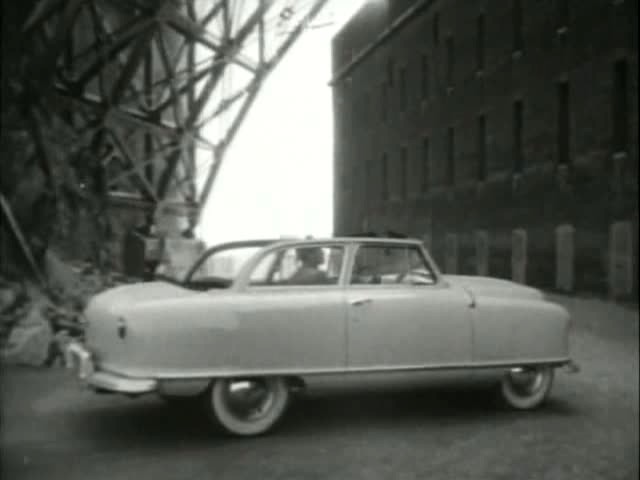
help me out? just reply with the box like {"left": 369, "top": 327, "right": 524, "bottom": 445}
{"left": 66, "top": 237, "right": 577, "bottom": 436}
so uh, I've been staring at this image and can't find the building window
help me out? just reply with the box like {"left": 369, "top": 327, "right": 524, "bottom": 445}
{"left": 446, "top": 35, "right": 454, "bottom": 88}
{"left": 556, "top": 0, "right": 569, "bottom": 30}
{"left": 557, "top": 81, "right": 570, "bottom": 165}
{"left": 399, "top": 66, "right": 408, "bottom": 112}
{"left": 362, "top": 91, "right": 370, "bottom": 127}
{"left": 381, "top": 83, "right": 388, "bottom": 123}
{"left": 446, "top": 127, "right": 455, "bottom": 185}
{"left": 381, "top": 153, "right": 389, "bottom": 200}
{"left": 421, "top": 136, "right": 430, "bottom": 192}
{"left": 400, "top": 145, "right": 408, "bottom": 198}
{"left": 613, "top": 59, "right": 629, "bottom": 153}
{"left": 433, "top": 12, "right": 440, "bottom": 45}
{"left": 513, "top": 100, "right": 524, "bottom": 173}
{"left": 477, "top": 114, "right": 487, "bottom": 180}
{"left": 513, "top": 0, "right": 523, "bottom": 53}
{"left": 476, "top": 14, "right": 485, "bottom": 72}
{"left": 420, "top": 54, "right": 430, "bottom": 100}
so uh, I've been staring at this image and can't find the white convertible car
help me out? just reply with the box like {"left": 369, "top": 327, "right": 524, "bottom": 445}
{"left": 67, "top": 237, "right": 577, "bottom": 436}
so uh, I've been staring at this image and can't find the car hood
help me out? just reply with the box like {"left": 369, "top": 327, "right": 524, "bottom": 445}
{"left": 443, "top": 275, "right": 544, "bottom": 300}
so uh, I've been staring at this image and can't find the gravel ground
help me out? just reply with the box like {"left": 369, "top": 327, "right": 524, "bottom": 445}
{"left": 1, "top": 294, "right": 638, "bottom": 480}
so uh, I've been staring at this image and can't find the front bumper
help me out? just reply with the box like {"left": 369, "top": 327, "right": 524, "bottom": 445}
{"left": 65, "top": 341, "right": 157, "bottom": 395}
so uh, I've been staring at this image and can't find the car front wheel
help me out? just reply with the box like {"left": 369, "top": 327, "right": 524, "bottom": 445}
{"left": 204, "top": 377, "right": 290, "bottom": 436}
{"left": 500, "top": 366, "right": 554, "bottom": 410}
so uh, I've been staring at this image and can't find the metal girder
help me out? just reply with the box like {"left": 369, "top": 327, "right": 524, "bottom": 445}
{"left": 20, "top": 0, "right": 331, "bottom": 230}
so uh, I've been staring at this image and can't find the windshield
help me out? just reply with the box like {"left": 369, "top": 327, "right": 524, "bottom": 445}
{"left": 183, "top": 241, "right": 273, "bottom": 289}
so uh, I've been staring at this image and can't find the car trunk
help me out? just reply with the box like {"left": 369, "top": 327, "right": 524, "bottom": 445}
{"left": 84, "top": 282, "right": 193, "bottom": 376}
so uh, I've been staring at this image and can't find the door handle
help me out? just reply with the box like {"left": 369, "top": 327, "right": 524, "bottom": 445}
{"left": 350, "top": 298, "right": 373, "bottom": 307}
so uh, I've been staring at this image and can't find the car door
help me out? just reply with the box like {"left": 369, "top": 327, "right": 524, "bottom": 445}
{"left": 232, "top": 244, "right": 348, "bottom": 373}
{"left": 346, "top": 243, "right": 473, "bottom": 371}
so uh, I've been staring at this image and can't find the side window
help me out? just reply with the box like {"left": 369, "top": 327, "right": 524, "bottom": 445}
{"left": 350, "top": 245, "right": 436, "bottom": 285}
{"left": 249, "top": 246, "right": 344, "bottom": 286}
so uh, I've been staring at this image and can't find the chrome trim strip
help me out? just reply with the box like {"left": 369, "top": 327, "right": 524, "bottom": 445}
{"left": 131, "top": 357, "right": 573, "bottom": 381}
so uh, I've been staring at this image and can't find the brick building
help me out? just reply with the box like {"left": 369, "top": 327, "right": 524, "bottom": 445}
{"left": 331, "top": 0, "right": 638, "bottom": 297}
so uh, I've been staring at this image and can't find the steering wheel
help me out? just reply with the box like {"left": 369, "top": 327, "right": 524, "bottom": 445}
{"left": 396, "top": 268, "right": 433, "bottom": 284}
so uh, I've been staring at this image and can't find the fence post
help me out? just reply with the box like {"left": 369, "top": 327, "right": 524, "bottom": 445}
{"left": 555, "top": 224, "right": 575, "bottom": 292}
{"left": 512, "top": 228, "right": 528, "bottom": 284}
{"left": 609, "top": 221, "right": 633, "bottom": 298}
{"left": 475, "top": 230, "right": 489, "bottom": 276}
{"left": 445, "top": 233, "right": 458, "bottom": 274}
{"left": 421, "top": 233, "right": 431, "bottom": 250}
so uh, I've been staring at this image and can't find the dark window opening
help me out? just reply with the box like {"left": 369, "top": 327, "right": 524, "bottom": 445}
{"left": 557, "top": 81, "right": 570, "bottom": 165}
{"left": 476, "top": 14, "right": 485, "bottom": 71}
{"left": 556, "top": 0, "right": 569, "bottom": 29}
{"left": 433, "top": 12, "right": 440, "bottom": 45}
{"left": 613, "top": 59, "right": 629, "bottom": 153}
{"left": 513, "top": 0, "right": 523, "bottom": 52}
{"left": 477, "top": 115, "right": 487, "bottom": 180}
{"left": 400, "top": 146, "right": 408, "bottom": 198}
{"left": 421, "top": 54, "right": 430, "bottom": 100}
{"left": 446, "top": 35, "right": 454, "bottom": 87}
{"left": 381, "top": 153, "right": 389, "bottom": 200}
{"left": 422, "top": 136, "right": 430, "bottom": 192}
{"left": 447, "top": 127, "right": 455, "bottom": 185}
{"left": 513, "top": 100, "right": 524, "bottom": 173}
{"left": 399, "top": 66, "right": 408, "bottom": 112}
{"left": 381, "top": 83, "right": 388, "bottom": 123}
{"left": 365, "top": 158, "right": 372, "bottom": 201}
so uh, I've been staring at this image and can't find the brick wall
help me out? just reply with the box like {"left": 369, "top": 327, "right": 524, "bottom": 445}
{"left": 332, "top": 0, "right": 638, "bottom": 297}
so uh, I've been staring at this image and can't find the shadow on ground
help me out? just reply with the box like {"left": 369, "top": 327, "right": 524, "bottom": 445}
{"left": 63, "top": 385, "right": 580, "bottom": 449}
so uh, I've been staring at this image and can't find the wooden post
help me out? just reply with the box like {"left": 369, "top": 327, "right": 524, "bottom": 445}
{"left": 609, "top": 221, "right": 633, "bottom": 298}
{"left": 512, "top": 228, "right": 527, "bottom": 284}
{"left": 475, "top": 230, "right": 489, "bottom": 276}
{"left": 445, "top": 233, "right": 458, "bottom": 274}
{"left": 555, "top": 224, "right": 574, "bottom": 292}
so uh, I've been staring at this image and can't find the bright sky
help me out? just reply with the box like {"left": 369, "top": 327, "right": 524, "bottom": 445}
{"left": 198, "top": 1, "right": 366, "bottom": 246}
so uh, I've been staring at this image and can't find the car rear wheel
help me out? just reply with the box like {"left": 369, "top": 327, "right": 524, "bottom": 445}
{"left": 204, "top": 377, "right": 290, "bottom": 436}
{"left": 500, "top": 366, "right": 554, "bottom": 410}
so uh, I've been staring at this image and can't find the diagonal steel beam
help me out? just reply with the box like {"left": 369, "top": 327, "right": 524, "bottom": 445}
{"left": 108, "top": 129, "right": 158, "bottom": 201}
{"left": 72, "top": 15, "right": 156, "bottom": 90}
{"left": 30, "top": 0, "right": 86, "bottom": 80}
{"left": 22, "top": 0, "right": 65, "bottom": 33}
{"left": 184, "top": 0, "right": 275, "bottom": 127}
{"left": 155, "top": 0, "right": 276, "bottom": 199}
{"left": 155, "top": 32, "right": 185, "bottom": 125}
{"left": 161, "top": 8, "right": 257, "bottom": 73}
{"left": 201, "top": 0, "right": 226, "bottom": 27}
{"left": 108, "top": 22, "right": 159, "bottom": 107}
{"left": 195, "top": 0, "right": 331, "bottom": 218}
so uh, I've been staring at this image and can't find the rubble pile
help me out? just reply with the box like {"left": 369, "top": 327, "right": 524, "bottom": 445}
{"left": 0, "top": 251, "right": 135, "bottom": 367}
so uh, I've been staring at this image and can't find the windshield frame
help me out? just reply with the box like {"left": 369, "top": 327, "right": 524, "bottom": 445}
{"left": 181, "top": 239, "right": 278, "bottom": 286}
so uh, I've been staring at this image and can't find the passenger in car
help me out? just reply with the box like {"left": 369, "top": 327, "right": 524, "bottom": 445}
{"left": 288, "top": 247, "right": 328, "bottom": 285}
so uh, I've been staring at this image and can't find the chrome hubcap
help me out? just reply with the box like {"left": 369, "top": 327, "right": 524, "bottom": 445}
{"left": 508, "top": 368, "right": 546, "bottom": 396}
{"left": 220, "top": 379, "right": 275, "bottom": 422}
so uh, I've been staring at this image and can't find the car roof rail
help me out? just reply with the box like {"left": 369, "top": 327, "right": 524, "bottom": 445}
{"left": 344, "top": 230, "right": 410, "bottom": 239}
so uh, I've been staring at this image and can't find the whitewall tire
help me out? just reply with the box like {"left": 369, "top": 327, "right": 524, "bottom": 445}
{"left": 500, "top": 366, "right": 554, "bottom": 410}
{"left": 205, "top": 377, "right": 290, "bottom": 436}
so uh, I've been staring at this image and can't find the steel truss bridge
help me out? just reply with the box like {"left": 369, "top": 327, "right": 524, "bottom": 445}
{"left": 19, "top": 0, "right": 330, "bottom": 233}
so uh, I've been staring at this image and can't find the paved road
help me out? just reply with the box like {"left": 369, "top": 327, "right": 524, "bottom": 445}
{"left": 1, "top": 295, "right": 638, "bottom": 480}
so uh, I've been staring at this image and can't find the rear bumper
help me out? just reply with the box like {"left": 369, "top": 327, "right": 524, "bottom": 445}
{"left": 65, "top": 341, "right": 157, "bottom": 394}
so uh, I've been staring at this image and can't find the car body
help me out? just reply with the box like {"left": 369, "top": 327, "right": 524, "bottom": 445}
{"left": 67, "top": 237, "right": 576, "bottom": 436}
